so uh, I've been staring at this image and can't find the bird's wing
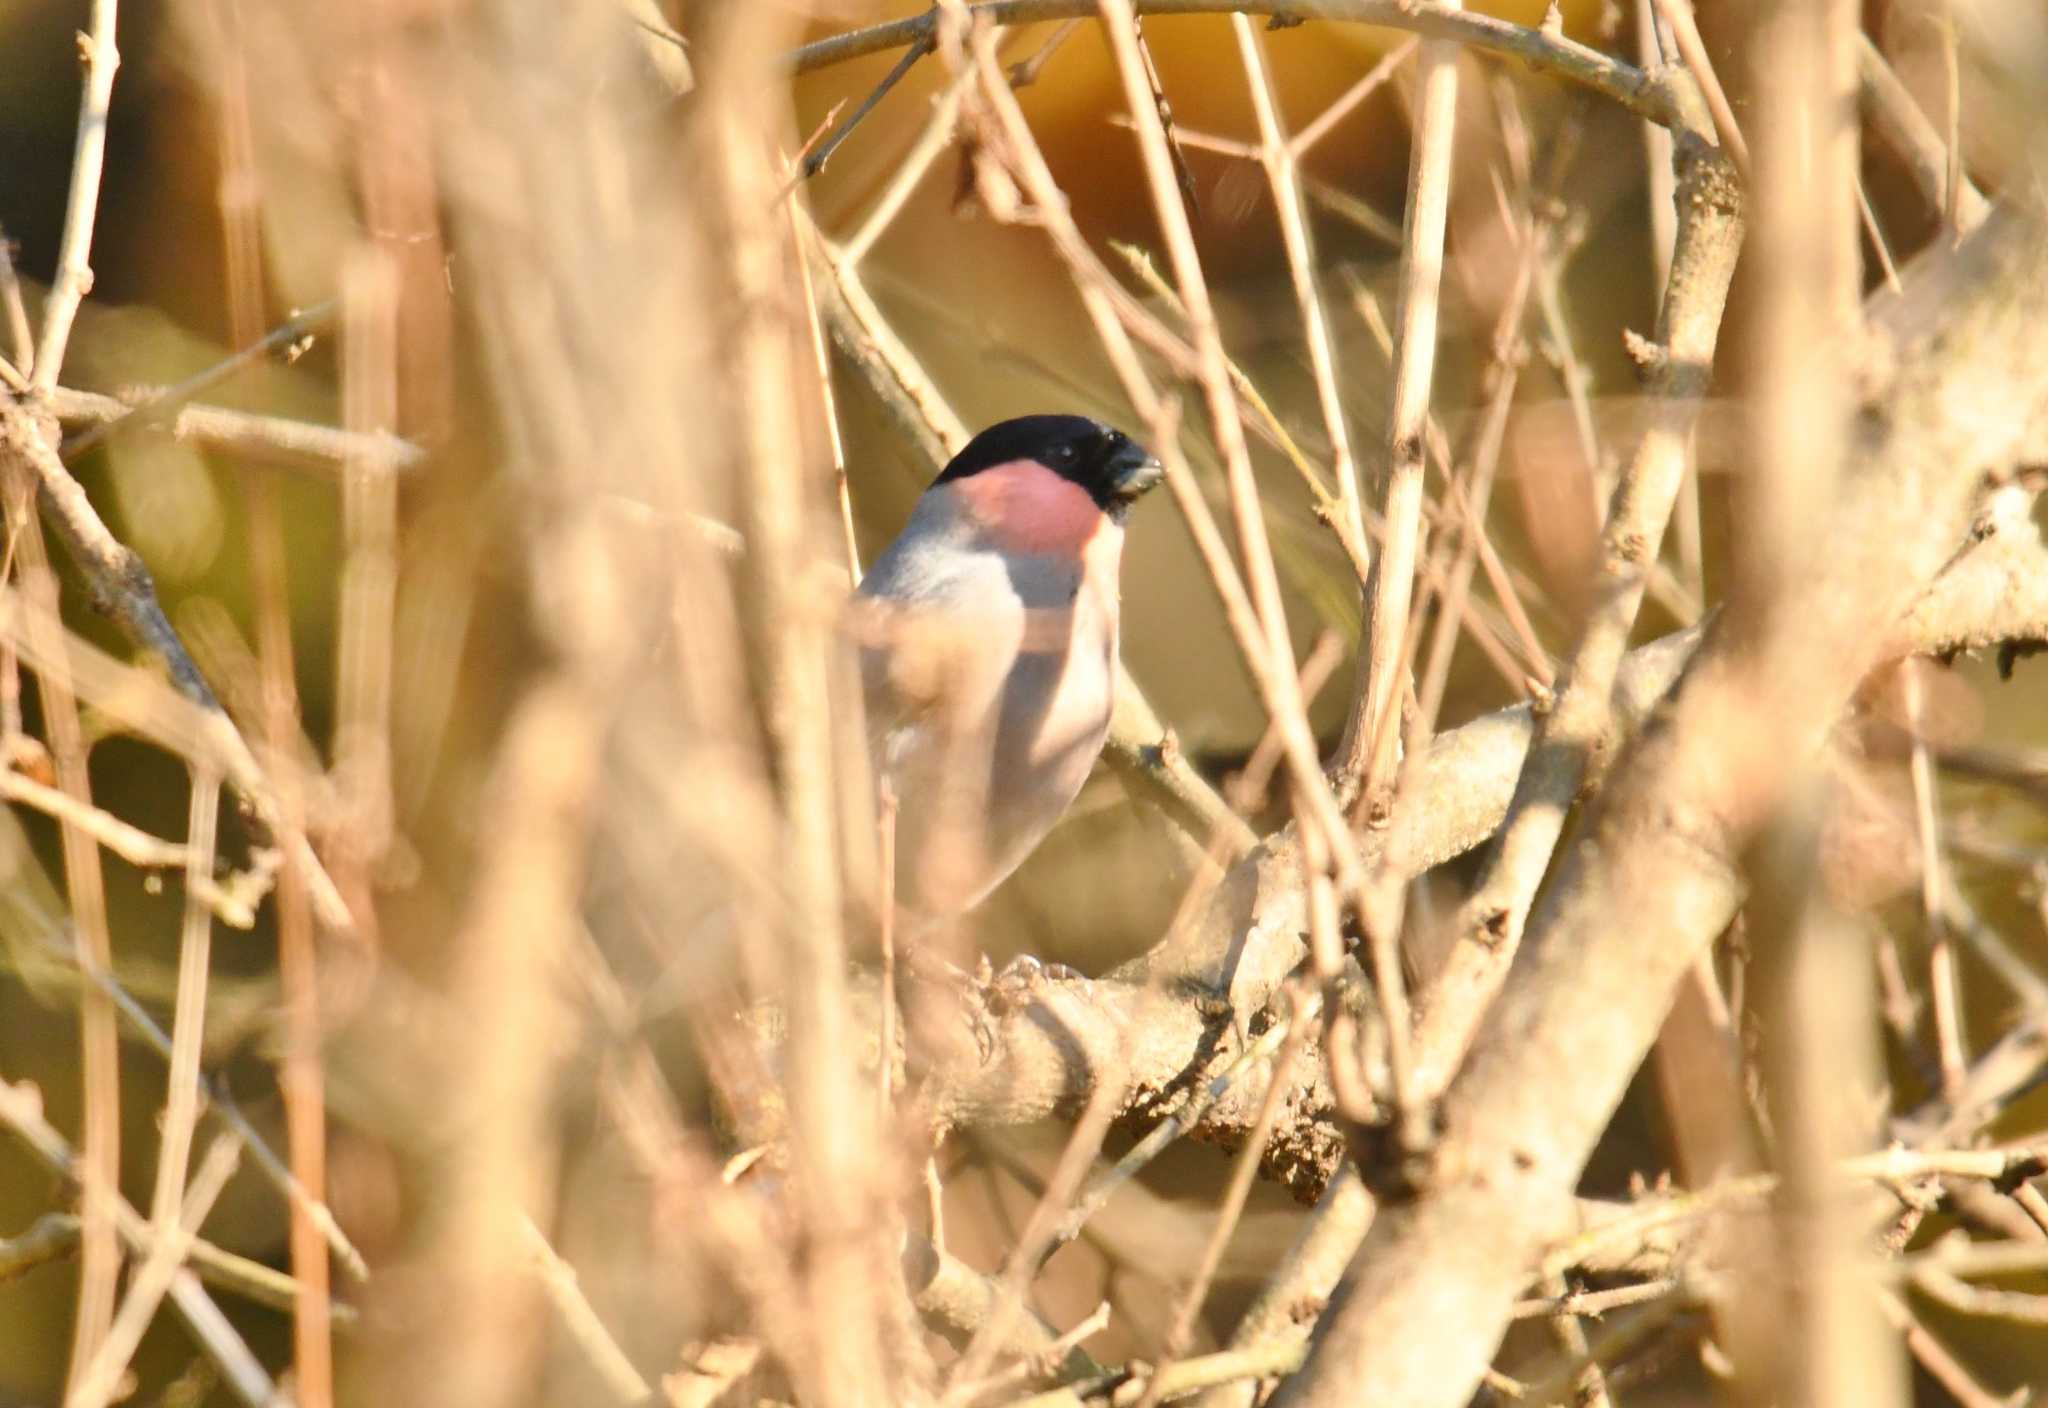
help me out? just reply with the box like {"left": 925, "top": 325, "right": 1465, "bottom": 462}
{"left": 853, "top": 533, "right": 1026, "bottom": 775}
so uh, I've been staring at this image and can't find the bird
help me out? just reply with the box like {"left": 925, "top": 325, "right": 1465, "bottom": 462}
{"left": 853, "top": 414, "right": 1164, "bottom": 918}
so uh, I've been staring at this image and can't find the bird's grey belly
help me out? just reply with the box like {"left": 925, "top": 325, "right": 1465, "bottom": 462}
{"left": 882, "top": 632, "right": 1115, "bottom": 914}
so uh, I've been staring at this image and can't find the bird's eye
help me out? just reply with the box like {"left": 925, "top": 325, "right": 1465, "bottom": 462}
{"left": 1053, "top": 444, "right": 1078, "bottom": 463}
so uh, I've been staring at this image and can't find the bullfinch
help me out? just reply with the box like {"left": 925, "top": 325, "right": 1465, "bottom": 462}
{"left": 855, "top": 414, "right": 1164, "bottom": 916}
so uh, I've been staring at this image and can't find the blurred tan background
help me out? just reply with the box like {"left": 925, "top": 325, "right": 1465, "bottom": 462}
{"left": 0, "top": 0, "right": 2044, "bottom": 1402}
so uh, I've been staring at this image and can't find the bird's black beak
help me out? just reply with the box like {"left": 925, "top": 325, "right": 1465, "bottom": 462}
{"left": 1104, "top": 439, "right": 1164, "bottom": 505}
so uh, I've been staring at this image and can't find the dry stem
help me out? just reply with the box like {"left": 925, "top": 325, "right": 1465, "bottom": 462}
{"left": 32, "top": 0, "right": 121, "bottom": 393}
{"left": 1418, "top": 136, "right": 1743, "bottom": 1094}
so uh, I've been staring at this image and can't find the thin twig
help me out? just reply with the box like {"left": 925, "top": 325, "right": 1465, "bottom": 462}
{"left": 839, "top": 70, "right": 972, "bottom": 268}
{"left": 1418, "top": 139, "right": 1743, "bottom": 1095}
{"left": 1231, "top": 14, "right": 1366, "bottom": 567}
{"left": 1130, "top": 15, "right": 1201, "bottom": 216}
{"left": 0, "top": 1199, "right": 342, "bottom": 1325}
{"left": 60, "top": 301, "right": 336, "bottom": 462}
{"left": 1008, "top": 17, "right": 1084, "bottom": 85}
{"left": 147, "top": 768, "right": 221, "bottom": 1247}
{"left": 1876, "top": 1287, "right": 2024, "bottom": 1408}
{"left": 0, "top": 1211, "right": 82, "bottom": 1282}
{"left": 1097, "top": 0, "right": 1360, "bottom": 927}
{"left": 788, "top": 2, "right": 1685, "bottom": 135}
{"left": 805, "top": 36, "right": 936, "bottom": 179}
{"left": 49, "top": 385, "right": 423, "bottom": 476}
{"left": 2, "top": 413, "right": 123, "bottom": 1393}
{"left": 1904, "top": 664, "right": 1966, "bottom": 1097}
{"left": 70, "top": 1138, "right": 242, "bottom": 1408}
{"left": 6, "top": 853, "right": 368, "bottom": 1280}
{"left": 1052, "top": 990, "right": 1318, "bottom": 1256}
{"left": 1511, "top": 1276, "right": 1683, "bottom": 1321}
{"left": 952, "top": 1300, "right": 1110, "bottom": 1404}
{"left": 1913, "top": 1264, "right": 2048, "bottom": 1327}
{"left": 2, "top": 403, "right": 353, "bottom": 930}
{"left": 1635, "top": 0, "right": 1676, "bottom": 289}
{"left": 1854, "top": 35, "right": 1988, "bottom": 232}
{"left": 32, "top": 0, "right": 121, "bottom": 393}
{"left": 1008, "top": 1335, "right": 1309, "bottom": 1408}
{"left": 1545, "top": 1147, "right": 2048, "bottom": 1277}
{"left": 1337, "top": 19, "right": 1460, "bottom": 808}
{"left": 1411, "top": 183, "right": 1532, "bottom": 742}
{"left": 1651, "top": 0, "right": 1749, "bottom": 176}
{"left": 1509, "top": 1296, "right": 1700, "bottom": 1408}
{"left": 1116, "top": 235, "right": 1541, "bottom": 698}
{"left": 0, "top": 1079, "right": 279, "bottom": 1407}
{"left": 1289, "top": 37, "right": 1415, "bottom": 158}
{"left": 519, "top": 1214, "right": 652, "bottom": 1404}
{"left": 1136, "top": 989, "right": 1311, "bottom": 1408}
{"left": 907, "top": 1233, "right": 1104, "bottom": 1382}
{"left": 0, "top": 230, "right": 35, "bottom": 385}
{"left": 1858, "top": 180, "right": 1905, "bottom": 294}
{"left": 1636, "top": 0, "right": 1701, "bottom": 604}
{"left": 1339, "top": 268, "right": 1556, "bottom": 690}
{"left": 1527, "top": 1269, "right": 1614, "bottom": 1408}
{"left": 0, "top": 766, "right": 263, "bottom": 926}
{"left": 1334, "top": 10, "right": 1463, "bottom": 1149}
{"left": 1938, "top": 1, "right": 1962, "bottom": 238}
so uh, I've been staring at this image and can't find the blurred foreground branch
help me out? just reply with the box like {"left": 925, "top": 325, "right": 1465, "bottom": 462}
{"left": 48, "top": 385, "right": 421, "bottom": 477}
{"left": 0, "top": 400, "right": 355, "bottom": 932}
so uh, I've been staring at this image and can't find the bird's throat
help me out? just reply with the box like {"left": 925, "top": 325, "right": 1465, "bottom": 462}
{"left": 952, "top": 459, "right": 1119, "bottom": 559}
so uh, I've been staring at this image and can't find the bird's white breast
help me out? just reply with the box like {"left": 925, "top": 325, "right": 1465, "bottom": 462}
{"left": 856, "top": 491, "right": 1124, "bottom": 914}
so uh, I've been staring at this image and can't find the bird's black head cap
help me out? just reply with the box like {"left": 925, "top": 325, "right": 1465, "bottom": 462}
{"left": 935, "top": 414, "right": 1164, "bottom": 518}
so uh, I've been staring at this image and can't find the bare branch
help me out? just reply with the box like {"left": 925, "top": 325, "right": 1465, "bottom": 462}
{"left": 1419, "top": 137, "right": 1744, "bottom": 1093}
{"left": 0, "top": 400, "right": 354, "bottom": 931}
{"left": 1270, "top": 201, "right": 2048, "bottom": 1408}
{"left": 59, "top": 300, "right": 336, "bottom": 462}
{"left": 895, "top": 494, "right": 2048, "bottom": 1170}
{"left": 0, "top": 1080, "right": 279, "bottom": 1408}
{"left": 49, "top": 385, "right": 422, "bottom": 476}
{"left": 32, "top": 0, "right": 121, "bottom": 392}
{"left": 1336, "top": 16, "right": 1461, "bottom": 806}
{"left": 71, "top": 1138, "right": 243, "bottom": 1408}
{"left": 0, "top": 768, "right": 261, "bottom": 926}
{"left": 1856, "top": 33, "right": 1989, "bottom": 232}
{"left": 787, "top": 2, "right": 1684, "bottom": 133}
{"left": 519, "top": 1215, "right": 652, "bottom": 1405}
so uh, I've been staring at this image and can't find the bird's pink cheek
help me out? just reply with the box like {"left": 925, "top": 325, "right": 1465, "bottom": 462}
{"left": 953, "top": 461, "right": 1114, "bottom": 555}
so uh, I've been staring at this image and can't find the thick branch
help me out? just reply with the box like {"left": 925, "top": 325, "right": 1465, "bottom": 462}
{"left": 1272, "top": 201, "right": 2048, "bottom": 1408}
{"left": 905, "top": 501, "right": 2048, "bottom": 1183}
{"left": 1419, "top": 136, "right": 1744, "bottom": 1091}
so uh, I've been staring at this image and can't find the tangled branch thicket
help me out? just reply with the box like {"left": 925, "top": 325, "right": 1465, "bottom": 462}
{"left": 2, "top": 2, "right": 2047, "bottom": 1406}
